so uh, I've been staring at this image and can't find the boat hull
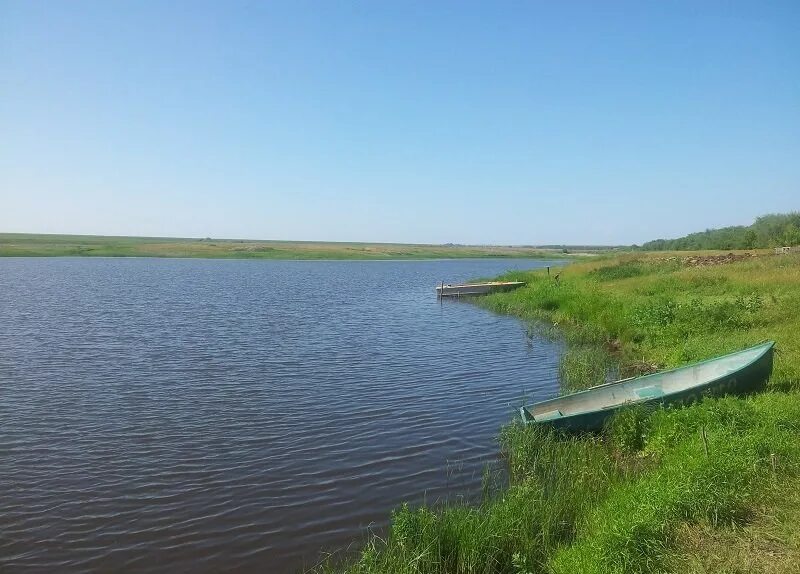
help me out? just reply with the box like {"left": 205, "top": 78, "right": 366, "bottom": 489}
{"left": 521, "top": 342, "right": 774, "bottom": 432}
{"left": 436, "top": 281, "right": 525, "bottom": 297}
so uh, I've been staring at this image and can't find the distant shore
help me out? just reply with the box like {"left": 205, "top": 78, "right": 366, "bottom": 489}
{"left": 0, "top": 233, "right": 607, "bottom": 260}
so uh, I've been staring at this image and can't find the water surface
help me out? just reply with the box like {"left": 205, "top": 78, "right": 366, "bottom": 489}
{"left": 0, "top": 258, "right": 562, "bottom": 572}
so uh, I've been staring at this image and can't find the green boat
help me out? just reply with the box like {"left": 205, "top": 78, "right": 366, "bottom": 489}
{"left": 520, "top": 341, "right": 775, "bottom": 432}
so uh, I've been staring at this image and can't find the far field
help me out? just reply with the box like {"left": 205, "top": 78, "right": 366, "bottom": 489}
{"left": 0, "top": 233, "right": 603, "bottom": 260}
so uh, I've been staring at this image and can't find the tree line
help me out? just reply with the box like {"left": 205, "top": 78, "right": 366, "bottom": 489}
{"left": 639, "top": 212, "right": 800, "bottom": 251}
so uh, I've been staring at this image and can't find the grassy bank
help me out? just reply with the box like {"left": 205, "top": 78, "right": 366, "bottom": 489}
{"left": 317, "top": 250, "right": 800, "bottom": 574}
{"left": 0, "top": 233, "right": 583, "bottom": 260}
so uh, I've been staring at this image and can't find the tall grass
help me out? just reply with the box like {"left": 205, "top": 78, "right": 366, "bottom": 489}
{"left": 316, "top": 426, "right": 630, "bottom": 574}
{"left": 551, "top": 394, "right": 800, "bottom": 574}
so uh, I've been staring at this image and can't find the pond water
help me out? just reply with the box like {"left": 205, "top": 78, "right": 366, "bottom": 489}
{"left": 0, "top": 258, "right": 563, "bottom": 572}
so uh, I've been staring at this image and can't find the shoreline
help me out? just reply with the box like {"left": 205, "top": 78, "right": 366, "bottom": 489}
{"left": 317, "top": 249, "right": 800, "bottom": 573}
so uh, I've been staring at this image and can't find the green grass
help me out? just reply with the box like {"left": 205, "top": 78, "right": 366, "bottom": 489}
{"left": 0, "top": 233, "right": 585, "bottom": 260}
{"left": 480, "top": 251, "right": 800, "bottom": 391}
{"left": 549, "top": 394, "right": 800, "bottom": 574}
{"left": 667, "top": 477, "right": 800, "bottom": 573}
{"left": 315, "top": 251, "right": 800, "bottom": 574}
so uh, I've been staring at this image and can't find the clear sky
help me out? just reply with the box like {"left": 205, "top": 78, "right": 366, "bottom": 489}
{"left": 1, "top": 1, "right": 798, "bottom": 245}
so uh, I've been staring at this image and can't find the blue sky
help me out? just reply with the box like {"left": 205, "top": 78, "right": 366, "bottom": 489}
{"left": 1, "top": 1, "right": 798, "bottom": 245}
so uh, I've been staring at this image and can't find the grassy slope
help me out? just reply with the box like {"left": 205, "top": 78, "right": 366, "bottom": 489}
{"left": 484, "top": 250, "right": 799, "bottom": 391}
{"left": 318, "top": 251, "right": 800, "bottom": 574}
{"left": 0, "top": 233, "right": 576, "bottom": 260}
{"left": 485, "top": 251, "right": 800, "bottom": 573}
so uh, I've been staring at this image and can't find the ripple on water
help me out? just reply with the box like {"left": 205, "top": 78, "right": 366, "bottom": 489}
{"left": 0, "top": 258, "right": 562, "bottom": 572}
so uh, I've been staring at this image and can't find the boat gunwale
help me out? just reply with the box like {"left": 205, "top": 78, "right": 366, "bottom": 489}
{"left": 524, "top": 341, "right": 775, "bottom": 422}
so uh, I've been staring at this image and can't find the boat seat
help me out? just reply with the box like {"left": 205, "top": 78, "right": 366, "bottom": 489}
{"left": 634, "top": 386, "right": 664, "bottom": 400}
{"left": 535, "top": 409, "right": 563, "bottom": 421}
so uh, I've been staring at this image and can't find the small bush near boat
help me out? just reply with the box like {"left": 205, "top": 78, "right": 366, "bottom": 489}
{"left": 605, "top": 404, "right": 651, "bottom": 453}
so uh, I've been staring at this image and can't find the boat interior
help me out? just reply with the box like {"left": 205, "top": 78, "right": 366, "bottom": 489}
{"left": 530, "top": 344, "right": 771, "bottom": 422}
